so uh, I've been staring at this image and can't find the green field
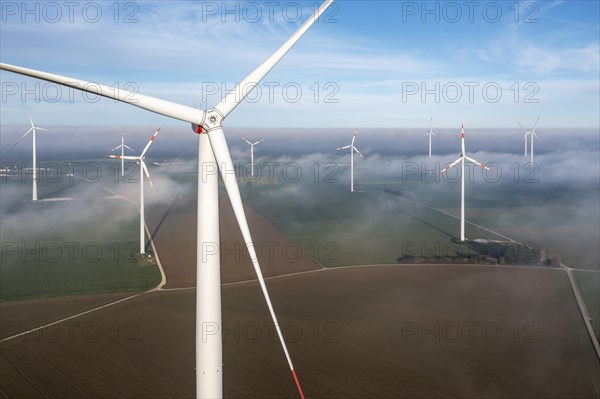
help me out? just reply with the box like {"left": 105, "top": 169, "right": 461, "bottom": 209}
{"left": 1, "top": 176, "right": 161, "bottom": 301}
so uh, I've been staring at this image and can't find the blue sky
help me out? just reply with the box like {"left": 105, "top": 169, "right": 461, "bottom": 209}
{"left": 0, "top": 0, "right": 598, "bottom": 129}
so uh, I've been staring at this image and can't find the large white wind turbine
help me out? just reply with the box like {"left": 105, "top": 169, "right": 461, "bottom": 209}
{"left": 337, "top": 129, "right": 364, "bottom": 192}
{"left": 109, "top": 128, "right": 160, "bottom": 255}
{"left": 242, "top": 137, "right": 264, "bottom": 177}
{"left": 517, "top": 115, "right": 540, "bottom": 163}
{"left": 440, "top": 124, "right": 490, "bottom": 242}
{"left": 0, "top": 1, "right": 333, "bottom": 397}
{"left": 426, "top": 115, "right": 436, "bottom": 157}
{"left": 11, "top": 113, "right": 52, "bottom": 201}
{"left": 110, "top": 132, "right": 134, "bottom": 177}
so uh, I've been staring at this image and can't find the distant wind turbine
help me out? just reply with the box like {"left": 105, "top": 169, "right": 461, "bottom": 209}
{"left": 426, "top": 115, "right": 436, "bottom": 157}
{"left": 337, "top": 129, "right": 364, "bottom": 192}
{"left": 110, "top": 132, "right": 134, "bottom": 177}
{"left": 242, "top": 137, "right": 263, "bottom": 177}
{"left": 517, "top": 115, "right": 540, "bottom": 163}
{"left": 109, "top": 128, "right": 160, "bottom": 254}
{"left": 440, "top": 124, "right": 490, "bottom": 242}
{"left": 1, "top": 1, "right": 334, "bottom": 397}
{"left": 11, "top": 113, "right": 52, "bottom": 201}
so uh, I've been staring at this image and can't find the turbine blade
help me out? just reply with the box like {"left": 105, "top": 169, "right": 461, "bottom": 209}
{"left": 532, "top": 115, "right": 540, "bottom": 131}
{"left": 464, "top": 156, "right": 490, "bottom": 170}
{"left": 0, "top": 63, "right": 206, "bottom": 125}
{"left": 353, "top": 146, "right": 364, "bottom": 158}
{"left": 243, "top": 138, "right": 253, "bottom": 145}
{"left": 517, "top": 121, "right": 526, "bottom": 133}
{"left": 352, "top": 129, "right": 358, "bottom": 145}
{"left": 11, "top": 127, "right": 34, "bottom": 150}
{"left": 214, "top": 0, "right": 334, "bottom": 119}
{"left": 440, "top": 157, "right": 462, "bottom": 174}
{"left": 28, "top": 112, "right": 34, "bottom": 128}
{"left": 124, "top": 144, "right": 134, "bottom": 151}
{"left": 337, "top": 145, "right": 351, "bottom": 150}
{"left": 35, "top": 127, "right": 53, "bottom": 133}
{"left": 109, "top": 155, "right": 138, "bottom": 160}
{"left": 110, "top": 145, "right": 123, "bottom": 151}
{"left": 207, "top": 126, "right": 304, "bottom": 398}
{"left": 141, "top": 161, "right": 154, "bottom": 189}
{"left": 140, "top": 128, "right": 161, "bottom": 157}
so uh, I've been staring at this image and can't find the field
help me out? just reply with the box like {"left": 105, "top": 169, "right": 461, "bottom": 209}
{"left": 0, "top": 195, "right": 161, "bottom": 301}
{"left": 1, "top": 157, "right": 599, "bottom": 398}
{"left": 1, "top": 266, "right": 599, "bottom": 398}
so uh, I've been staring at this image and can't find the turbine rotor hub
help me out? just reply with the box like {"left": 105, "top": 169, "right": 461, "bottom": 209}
{"left": 191, "top": 108, "right": 224, "bottom": 134}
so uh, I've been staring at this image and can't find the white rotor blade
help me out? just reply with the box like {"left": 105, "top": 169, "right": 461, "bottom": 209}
{"left": 214, "top": 0, "right": 334, "bottom": 119}
{"left": 517, "top": 121, "right": 526, "bottom": 133}
{"left": 351, "top": 129, "right": 358, "bottom": 145}
{"left": 253, "top": 140, "right": 263, "bottom": 145}
{"left": 242, "top": 138, "right": 253, "bottom": 145}
{"left": 0, "top": 63, "right": 206, "bottom": 125}
{"left": 140, "top": 128, "right": 161, "bottom": 157}
{"left": 464, "top": 156, "right": 490, "bottom": 170}
{"left": 532, "top": 115, "right": 540, "bottom": 131}
{"left": 109, "top": 155, "right": 138, "bottom": 160}
{"left": 28, "top": 112, "right": 34, "bottom": 128}
{"left": 34, "top": 127, "right": 53, "bottom": 133}
{"left": 353, "top": 146, "right": 364, "bottom": 158}
{"left": 337, "top": 145, "right": 351, "bottom": 150}
{"left": 440, "top": 157, "right": 462, "bottom": 173}
{"left": 141, "top": 161, "right": 154, "bottom": 189}
{"left": 207, "top": 126, "right": 304, "bottom": 397}
{"left": 11, "top": 127, "right": 34, "bottom": 150}
{"left": 123, "top": 144, "right": 134, "bottom": 151}
{"left": 111, "top": 144, "right": 124, "bottom": 151}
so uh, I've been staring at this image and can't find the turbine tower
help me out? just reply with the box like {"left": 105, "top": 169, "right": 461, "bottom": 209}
{"left": 426, "top": 115, "right": 436, "bottom": 157}
{"left": 440, "top": 124, "right": 490, "bottom": 241}
{"left": 109, "top": 128, "right": 160, "bottom": 254}
{"left": 110, "top": 131, "right": 134, "bottom": 177}
{"left": 0, "top": 1, "right": 334, "bottom": 397}
{"left": 242, "top": 137, "right": 263, "bottom": 177}
{"left": 517, "top": 121, "right": 529, "bottom": 157}
{"left": 12, "top": 113, "right": 52, "bottom": 201}
{"left": 337, "top": 129, "right": 364, "bottom": 192}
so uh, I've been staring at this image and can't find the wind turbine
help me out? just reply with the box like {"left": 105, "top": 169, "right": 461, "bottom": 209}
{"left": 440, "top": 124, "right": 490, "bottom": 242}
{"left": 109, "top": 128, "right": 160, "bottom": 255}
{"left": 517, "top": 115, "right": 540, "bottom": 162}
{"left": 0, "top": 1, "right": 334, "bottom": 397}
{"left": 242, "top": 137, "right": 264, "bottom": 177}
{"left": 337, "top": 129, "right": 364, "bottom": 192}
{"left": 110, "top": 131, "right": 134, "bottom": 177}
{"left": 426, "top": 115, "right": 436, "bottom": 157}
{"left": 11, "top": 113, "right": 52, "bottom": 201}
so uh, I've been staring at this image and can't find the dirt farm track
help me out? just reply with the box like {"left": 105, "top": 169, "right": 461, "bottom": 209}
{"left": 1, "top": 197, "right": 599, "bottom": 398}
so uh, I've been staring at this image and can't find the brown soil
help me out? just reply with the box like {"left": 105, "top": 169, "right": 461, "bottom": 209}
{"left": 2, "top": 265, "right": 598, "bottom": 398}
{"left": 146, "top": 196, "right": 322, "bottom": 289}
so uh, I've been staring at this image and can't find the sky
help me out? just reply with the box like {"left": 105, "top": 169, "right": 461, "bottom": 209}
{"left": 0, "top": 0, "right": 599, "bottom": 130}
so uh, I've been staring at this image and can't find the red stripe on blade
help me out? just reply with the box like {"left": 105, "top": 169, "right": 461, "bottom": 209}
{"left": 291, "top": 369, "right": 305, "bottom": 399}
